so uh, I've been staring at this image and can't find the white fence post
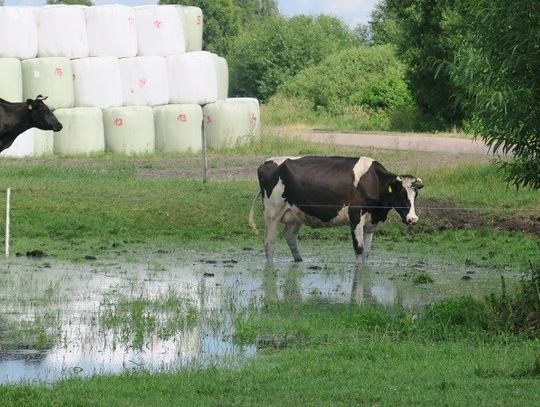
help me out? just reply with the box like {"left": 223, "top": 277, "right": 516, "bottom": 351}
{"left": 5, "top": 188, "right": 11, "bottom": 258}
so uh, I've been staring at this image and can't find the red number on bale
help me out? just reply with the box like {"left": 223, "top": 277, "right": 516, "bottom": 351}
{"left": 114, "top": 118, "right": 124, "bottom": 127}
{"left": 177, "top": 114, "right": 188, "bottom": 122}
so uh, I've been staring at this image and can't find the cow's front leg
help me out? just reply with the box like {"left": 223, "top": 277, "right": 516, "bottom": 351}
{"left": 284, "top": 221, "right": 303, "bottom": 262}
{"left": 362, "top": 232, "right": 374, "bottom": 264}
{"left": 349, "top": 210, "right": 364, "bottom": 264}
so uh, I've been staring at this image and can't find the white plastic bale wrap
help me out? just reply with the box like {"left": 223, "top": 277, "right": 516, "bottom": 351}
{"left": 0, "top": 129, "right": 53, "bottom": 157}
{"left": 119, "top": 57, "right": 169, "bottom": 107}
{"left": 0, "top": 7, "right": 38, "bottom": 59}
{"left": 227, "top": 97, "right": 261, "bottom": 138}
{"left": 135, "top": 5, "right": 186, "bottom": 57}
{"left": 176, "top": 6, "right": 203, "bottom": 52}
{"left": 22, "top": 58, "right": 74, "bottom": 110}
{"left": 53, "top": 107, "right": 105, "bottom": 155}
{"left": 103, "top": 106, "right": 155, "bottom": 154}
{"left": 154, "top": 104, "right": 202, "bottom": 153}
{"left": 214, "top": 55, "right": 229, "bottom": 100}
{"left": 72, "top": 57, "right": 123, "bottom": 109}
{"left": 167, "top": 52, "right": 218, "bottom": 105}
{"left": 37, "top": 5, "right": 89, "bottom": 59}
{"left": 203, "top": 98, "right": 261, "bottom": 149}
{"left": 85, "top": 5, "right": 137, "bottom": 58}
{"left": 0, "top": 58, "right": 23, "bottom": 102}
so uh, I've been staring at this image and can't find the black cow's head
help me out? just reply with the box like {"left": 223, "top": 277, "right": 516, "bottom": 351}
{"left": 27, "top": 95, "right": 63, "bottom": 132}
{"left": 387, "top": 176, "right": 424, "bottom": 225}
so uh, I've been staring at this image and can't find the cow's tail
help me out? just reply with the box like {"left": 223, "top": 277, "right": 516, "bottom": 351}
{"left": 248, "top": 190, "right": 262, "bottom": 233}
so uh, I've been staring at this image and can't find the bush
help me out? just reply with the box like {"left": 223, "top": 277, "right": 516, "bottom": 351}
{"left": 276, "top": 45, "right": 412, "bottom": 115}
{"left": 227, "top": 15, "right": 359, "bottom": 101}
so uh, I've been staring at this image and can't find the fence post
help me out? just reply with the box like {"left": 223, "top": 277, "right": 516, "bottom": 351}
{"left": 201, "top": 116, "right": 208, "bottom": 183}
{"left": 5, "top": 188, "right": 11, "bottom": 258}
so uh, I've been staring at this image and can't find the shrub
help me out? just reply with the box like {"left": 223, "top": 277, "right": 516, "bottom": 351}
{"left": 227, "top": 15, "right": 359, "bottom": 101}
{"left": 276, "top": 45, "right": 413, "bottom": 115}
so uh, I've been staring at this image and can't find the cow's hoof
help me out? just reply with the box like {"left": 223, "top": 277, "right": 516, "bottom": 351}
{"left": 293, "top": 258, "right": 303, "bottom": 263}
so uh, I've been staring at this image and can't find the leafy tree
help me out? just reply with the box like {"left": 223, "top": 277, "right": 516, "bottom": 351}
{"left": 46, "top": 0, "right": 93, "bottom": 5}
{"left": 449, "top": 0, "right": 540, "bottom": 189}
{"left": 381, "top": 0, "right": 464, "bottom": 126}
{"left": 277, "top": 45, "right": 412, "bottom": 114}
{"left": 235, "top": 0, "right": 279, "bottom": 24}
{"left": 227, "top": 15, "right": 359, "bottom": 100}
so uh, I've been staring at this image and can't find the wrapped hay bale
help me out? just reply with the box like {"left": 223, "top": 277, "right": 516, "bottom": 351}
{"left": 154, "top": 104, "right": 202, "bottom": 153}
{"left": 214, "top": 55, "right": 229, "bottom": 100}
{"left": 0, "top": 7, "right": 38, "bottom": 59}
{"left": 85, "top": 5, "right": 138, "bottom": 58}
{"left": 227, "top": 97, "right": 261, "bottom": 138}
{"left": 72, "top": 57, "right": 123, "bottom": 108}
{"left": 203, "top": 98, "right": 261, "bottom": 149}
{"left": 119, "top": 56, "right": 169, "bottom": 107}
{"left": 21, "top": 57, "right": 74, "bottom": 110}
{"left": 53, "top": 107, "right": 105, "bottom": 155}
{"left": 176, "top": 6, "right": 203, "bottom": 52}
{"left": 103, "top": 106, "right": 155, "bottom": 154}
{"left": 0, "top": 58, "right": 23, "bottom": 102}
{"left": 0, "top": 129, "right": 53, "bottom": 157}
{"left": 135, "top": 5, "right": 185, "bottom": 56}
{"left": 37, "top": 5, "right": 89, "bottom": 59}
{"left": 167, "top": 51, "right": 218, "bottom": 105}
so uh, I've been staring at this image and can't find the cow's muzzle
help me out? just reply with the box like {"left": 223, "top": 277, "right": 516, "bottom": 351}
{"left": 406, "top": 215, "right": 418, "bottom": 225}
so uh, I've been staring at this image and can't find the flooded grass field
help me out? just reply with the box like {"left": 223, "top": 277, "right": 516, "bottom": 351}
{"left": 0, "top": 242, "right": 518, "bottom": 385}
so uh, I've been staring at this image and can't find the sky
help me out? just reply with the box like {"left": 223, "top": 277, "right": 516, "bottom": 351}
{"left": 4, "top": 0, "right": 379, "bottom": 27}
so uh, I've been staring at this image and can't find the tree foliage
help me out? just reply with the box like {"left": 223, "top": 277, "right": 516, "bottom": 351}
{"left": 378, "top": 0, "right": 464, "bottom": 126}
{"left": 449, "top": 0, "right": 540, "bottom": 189}
{"left": 227, "top": 15, "right": 359, "bottom": 101}
{"left": 277, "top": 45, "right": 412, "bottom": 115}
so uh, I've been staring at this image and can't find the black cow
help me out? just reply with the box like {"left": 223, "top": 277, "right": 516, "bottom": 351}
{"left": 0, "top": 95, "right": 63, "bottom": 153}
{"left": 249, "top": 156, "right": 424, "bottom": 267}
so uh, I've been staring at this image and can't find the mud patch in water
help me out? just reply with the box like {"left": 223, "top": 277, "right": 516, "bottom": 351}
{"left": 0, "top": 243, "right": 518, "bottom": 384}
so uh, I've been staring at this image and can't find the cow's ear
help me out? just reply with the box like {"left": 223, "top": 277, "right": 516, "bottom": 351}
{"left": 26, "top": 99, "right": 34, "bottom": 110}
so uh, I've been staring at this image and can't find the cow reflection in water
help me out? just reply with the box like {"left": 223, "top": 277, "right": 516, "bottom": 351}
{"left": 262, "top": 266, "right": 396, "bottom": 306}
{"left": 250, "top": 156, "right": 423, "bottom": 267}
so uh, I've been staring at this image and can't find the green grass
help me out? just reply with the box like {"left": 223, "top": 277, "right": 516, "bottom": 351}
{"left": 0, "top": 134, "right": 538, "bottom": 268}
{"left": 1, "top": 300, "right": 539, "bottom": 406}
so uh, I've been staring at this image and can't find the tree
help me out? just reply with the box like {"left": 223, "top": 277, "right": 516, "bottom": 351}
{"left": 227, "top": 15, "right": 359, "bottom": 100}
{"left": 381, "top": 0, "right": 465, "bottom": 127}
{"left": 46, "top": 0, "right": 93, "bottom": 5}
{"left": 449, "top": 0, "right": 540, "bottom": 189}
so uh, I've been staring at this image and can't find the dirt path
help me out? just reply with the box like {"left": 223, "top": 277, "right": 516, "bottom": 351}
{"left": 297, "top": 130, "right": 492, "bottom": 155}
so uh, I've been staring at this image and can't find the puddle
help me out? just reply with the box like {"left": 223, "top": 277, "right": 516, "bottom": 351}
{"left": 0, "top": 243, "right": 517, "bottom": 384}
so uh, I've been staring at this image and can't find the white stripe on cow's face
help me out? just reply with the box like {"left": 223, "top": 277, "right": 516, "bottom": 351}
{"left": 353, "top": 157, "right": 375, "bottom": 187}
{"left": 400, "top": 177, "right": 418, "bottom": 224}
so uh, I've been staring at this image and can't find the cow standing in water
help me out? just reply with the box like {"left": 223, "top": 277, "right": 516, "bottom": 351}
{"left": 0, "top": 95, "right": 63, "bottom": 153}
{"left": 249, "top": 156, "right": 424, "bottom": 267}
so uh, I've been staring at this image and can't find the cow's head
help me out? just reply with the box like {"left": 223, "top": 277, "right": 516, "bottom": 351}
{"left": 387, "top": 176, "right": 424, "bottom": 225}
{"left": 27, "top": 95, "right": 63, "bottom": 132}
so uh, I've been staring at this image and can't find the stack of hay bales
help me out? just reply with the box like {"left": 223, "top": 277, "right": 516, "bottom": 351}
{"left": 0, "top": 4, "right": 260, "bottom": 158}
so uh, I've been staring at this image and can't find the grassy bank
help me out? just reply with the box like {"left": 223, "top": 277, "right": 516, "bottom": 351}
{"left": 1, "top": 300, "right": 539, "bottom": 406}
{"left": 0, "top": 135, "right": 538, "bottom": 267}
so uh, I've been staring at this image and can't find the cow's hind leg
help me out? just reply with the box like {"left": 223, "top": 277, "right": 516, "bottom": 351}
{"left": 264, "top": 216, "right": 281, "bottom": 267}
{"left": 284, "top": 221, "right": 303, "bottom": 262}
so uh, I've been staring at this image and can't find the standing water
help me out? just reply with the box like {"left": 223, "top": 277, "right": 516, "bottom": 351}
{"left": 0, "top": 243, "right": 515, "bottom": 384}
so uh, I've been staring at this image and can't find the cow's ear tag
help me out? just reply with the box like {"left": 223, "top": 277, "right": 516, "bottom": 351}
{"left": 28, "top": 104, "right": 33, "bottom": 111}
{"left": 388, "top": 186, "right": 392, "bottom": 193}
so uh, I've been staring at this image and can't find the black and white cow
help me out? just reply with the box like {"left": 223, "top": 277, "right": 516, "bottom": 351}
{"left": 0, "top": 95, "right": 63, "bottom": 153}
{"left": 249, "top": 156, "right": 424, "bottom": 266}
